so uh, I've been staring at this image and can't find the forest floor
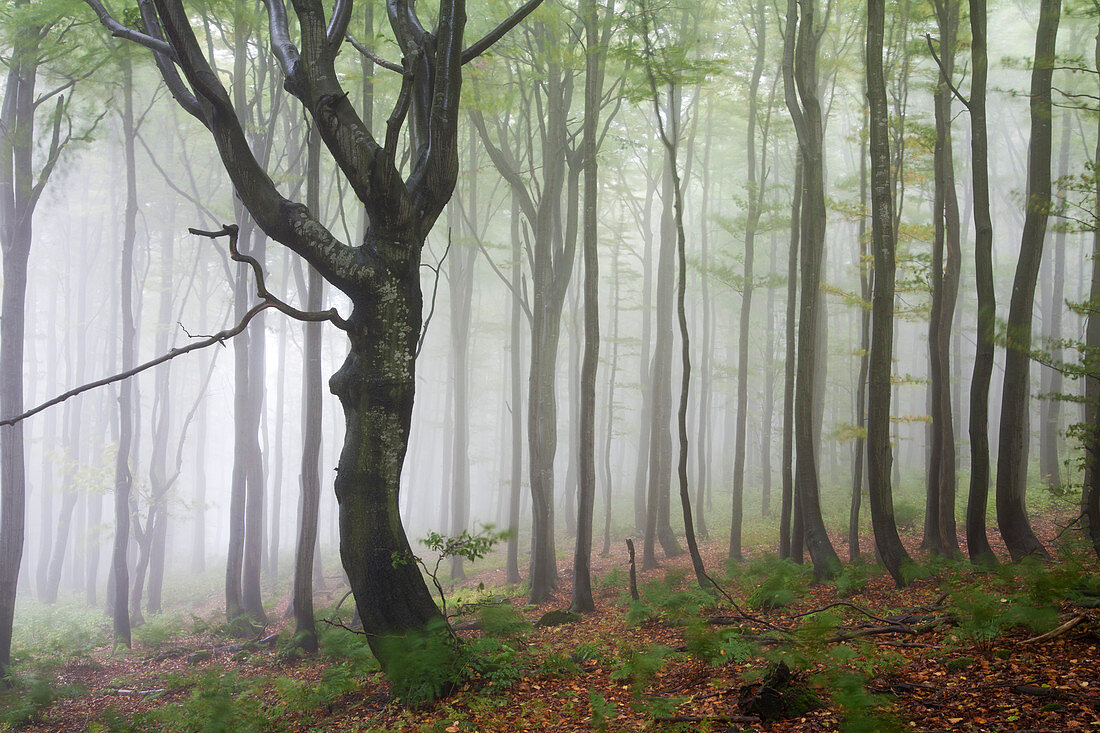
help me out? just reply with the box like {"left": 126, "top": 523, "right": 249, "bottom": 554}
{"left": 5, "top": 514, "right": 1100, "bottom": 732}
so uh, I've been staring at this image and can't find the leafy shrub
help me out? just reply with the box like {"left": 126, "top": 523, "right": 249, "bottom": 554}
{"left": 377, "top": 620, "right": 463, "bottom": 706}
{"left": 476, "top": 602, "right": 529, "bottom": 639}
{"left": 588, "top": 690, "right": 617, "bottom": 731}
{"left": 140, "top": 670, "right": 269, "bottom": 733}
{"left": 746, "top": 560, "right": 810, "bottom": 610}
{"left": 892, "top": 499, "right": 921, "bottom": 531}
{"left": 464, "top": 637, "right": 525, "bottom": 689}
{"left": 536, "top": 651, "right": 581, "bottom": 677}
{"left": 132, "top": 615, "right": 184, "bottom": 650}
{"left": 609, "top": 644, "right": 672, "bottom": 696}
{"left": 683, "top": 622, "right": 757, "bottom": 667}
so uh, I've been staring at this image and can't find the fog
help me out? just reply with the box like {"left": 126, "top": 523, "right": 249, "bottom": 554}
{"left": 0, "top": 0, "right": 1095, "bottom": 661}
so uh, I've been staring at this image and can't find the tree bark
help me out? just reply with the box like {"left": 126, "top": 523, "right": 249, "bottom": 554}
{"left": 784, "top": 0, "right": 840, "bottom": 578}
{"left": 866, "top": 0, "right": 912, "bottom": 585}
{"left": 730, "top": 0, "right": 766, "bottom": 563}
{"left": 926, "top": 0, "right": 962, "bottom": 558}
{"left": 966, "top": 0, "right": 997, "bottom": 565}
{"left": 995, "top": 0, "right": 1060, "bottom": 562}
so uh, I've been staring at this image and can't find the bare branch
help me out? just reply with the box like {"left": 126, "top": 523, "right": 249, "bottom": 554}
{"left": 344, "top": 31, "right": 403, "bottom": 72}
{"left": 461, "top": 0, "right": 546, "bottom": 64}
{"left": 0, "top": 226, "right": 346, "bottom": 428}
{"left": 925, "top": 33, "right": 972, "bottom": 110}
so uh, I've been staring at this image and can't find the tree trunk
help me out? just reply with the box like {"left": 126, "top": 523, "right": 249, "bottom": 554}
{"left": 926, "top": 0, "right": 962, "bottom": 558}
{"left": 850, "top": 111, "right": 870, "bottom": 562}
{"left": 866, "top": 0, "right": 912, "bottom": 585}
{"left": 966, "top": 0, "right": 997, "bottom": 565}
{"left": 779, "top": 155, "right": 801, "bottom": 559}
{"left": 995, "top": 0, "right": 1060, "bottom": 562}
{"left": 1039, "top": 122, "right": 1070, "bottom": 491}
{"left": 507, "top": 190, "right": 524, "bottom": 585}
{"left": 730, "top": 0, "right": 766, "bottom": 562}
{"left": 571, "top": 0, "right": 607, "bottom": 614}
{"left": 785, "top": 0, "right": 840, "bottom": 578}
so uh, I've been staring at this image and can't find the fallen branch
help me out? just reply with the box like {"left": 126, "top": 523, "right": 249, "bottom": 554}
{"left": 1022, "top": 613, "right": 1088, "bottom": 644}
{"left": 653, "top": 714, "right": 761, "bottom": 725}
{"left": 115, "top": 688, "right": 165, "bottom": 696}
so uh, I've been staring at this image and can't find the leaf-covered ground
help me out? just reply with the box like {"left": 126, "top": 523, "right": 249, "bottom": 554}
{"left": 5, "top": 515, "right": 1100, "bottom": 732}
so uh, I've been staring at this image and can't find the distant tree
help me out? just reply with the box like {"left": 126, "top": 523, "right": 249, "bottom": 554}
{"left": 0, "top": 1, "right": 80, "bottom": 676}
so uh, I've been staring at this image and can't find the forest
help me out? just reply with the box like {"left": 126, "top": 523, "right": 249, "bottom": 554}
{"left": 0, "top": 0, "right": 1098, "bottom": 730}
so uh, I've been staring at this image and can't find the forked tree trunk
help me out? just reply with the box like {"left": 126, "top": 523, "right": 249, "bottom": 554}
{"left": 784, "top": 0, "right": 840, "bottom": 578}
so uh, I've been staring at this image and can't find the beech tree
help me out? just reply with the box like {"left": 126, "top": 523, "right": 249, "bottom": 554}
{"left": 995, "top": 0, "right": 1060, "bottom": 562}
{"left": 84, "top": 0, "right": 544, "bottom": 676}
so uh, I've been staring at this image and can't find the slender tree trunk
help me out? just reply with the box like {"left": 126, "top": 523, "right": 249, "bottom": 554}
{"left": 291, "top": 125, "right": 324, "bottom": 652}
{"left": 866, "top": 0, "right": 912, "bottom": 585}
{"left": 696, "top": 107, "right": 714, "bottom": 539}
{"left": 785, "top": 0, "right": 840, "bottom": 578}
{"left": 926, "top": 0, "right": 962, "bottom": 557}
{"left": 571, "top": 0, "right": 606, "bottom": 613}
{"left": 966, "top": 0, "right": 997, "bottom": 564}
{"left": 449, "top": 184, "right": 476, "bottom": 582}
{"left": 850, "top": 113, "right": 870, "bottom": 562}
{"left": 995, "top": 0, "right": 1060, "bottom": 562}
{"left": 730, "top": 0, "right": 766, "bottom": 562}
{"left": 779, "top": 155, "right": 802, "bottom": 559}
{"left": 1039, "top": 122, "right": 1070, "bottom": 491}
{"left": 602, "top": 244, "right": 620, "bottom": 557}
{"left": 507, "top": 190, "right": 524, "bottom": 585}
{"left": 1084, "top": 13, "right": 1100, "bottom": 557}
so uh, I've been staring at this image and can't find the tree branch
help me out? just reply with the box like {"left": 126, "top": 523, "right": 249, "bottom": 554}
{"left": 326, "top": 0, "right": 354, "bottom": 50}
{"left": 0, "top": 226, "right": 346, "bottom": 428}
{"left": 344, "top": 31, "right": 403, "bottom": 72}
{"left": 82, "top": 0, "right": 176, "bottom": 59}
{"left": 925, "top": 33, "right": 971, "bottom": 110}
{"left": 461, "top": 0, "right": 546, "bottom": 64}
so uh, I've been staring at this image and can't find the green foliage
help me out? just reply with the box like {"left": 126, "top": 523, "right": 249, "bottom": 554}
{"left": 609, "top": 644, "right": 673, "bottom": 697}
{"left": 140, "top": 670, "right": 269, "bottom": 733}
{"left": 683, "top": 622, "right": 757, "bottom": 667}
{"left": 569, "top": 641, "right": 604, "bottom": 665}
{"left": 891, "top": 498, "right": 922, "bottom": 531}
{"left": 476, "top": 603, "right": 529, "bottom": 640}
{"left": 416, "top": 525, "right": 510, "bottom": 566}
{"left": 464, "top": 637, "right": 525, "bottom": 690}
{"left": 823, "top": 671, "right": 902, "bottom": 733}
{"left": 834, "top": 561, "right": 881, "bottom": 597}
{"left": 597, "top": 568, "right": 625, "bottom": 590}
{"left": 11, "top": 602, "right": 110, "bottom": 658}
{"left": 588, "top": 690, "right": 617, "bottom": 732}
{"left": 132, "top": 614, "right": 185, "bottom": 650}
{"left": 0, "top": 662, "right": 76, "bottom": 729}
{"left": 535, "top": 651, "right": 581, "bottom": 677}
{"left": 743, "top": 558, "right": 811, "bottom": 611}
{"left": 377, "top": 620, "right": 463, "bottom": 706}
